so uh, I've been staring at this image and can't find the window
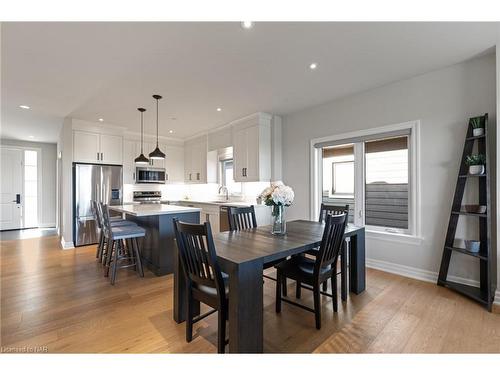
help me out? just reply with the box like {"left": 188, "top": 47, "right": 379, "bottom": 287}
{"left": 220, "top": 159, "right": 242, "bottom": 195}
{"left": 313, "top": 122, "right": 418, "bottom": 236}
{"left": 24, "top": 150, "right": 38, "bottom": 228}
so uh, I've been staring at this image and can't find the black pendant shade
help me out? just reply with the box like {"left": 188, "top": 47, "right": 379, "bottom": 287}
{"left": 149, "top": 94, "right": 166, "bottom": 159}
{"left": 134, "top": 107, "right": 150, "bottom": 164}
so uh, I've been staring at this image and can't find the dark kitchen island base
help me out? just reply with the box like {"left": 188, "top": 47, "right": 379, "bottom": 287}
{"left": 124, "top": 211, "right": 200, "bottom": 276}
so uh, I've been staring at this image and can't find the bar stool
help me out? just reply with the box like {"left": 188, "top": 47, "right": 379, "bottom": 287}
{"left": 100, "top": 203, "right": 146, "bottom": 285}
{"left": 91, "top": 201, "right": 137, "bottom": 264}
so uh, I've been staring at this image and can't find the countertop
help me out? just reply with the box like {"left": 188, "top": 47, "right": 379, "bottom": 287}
{"left": 109, "top": 204, "right": 201, "bottom": 217}
{"left": 173, "top": 199, "right": 262, "bottom": 208}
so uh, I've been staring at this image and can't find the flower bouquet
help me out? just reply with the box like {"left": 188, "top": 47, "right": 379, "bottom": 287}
{"left": 258, "top": 182, "right": 294, "bottom": 235}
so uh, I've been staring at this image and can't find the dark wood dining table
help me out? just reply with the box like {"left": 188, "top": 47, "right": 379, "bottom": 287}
{"left": 173, "top": 219, "right": 365, "bottom": 353}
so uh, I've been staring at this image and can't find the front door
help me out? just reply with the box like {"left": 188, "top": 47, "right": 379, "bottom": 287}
{"left": 0, "top": 147, "right": 23, "bottom": 230}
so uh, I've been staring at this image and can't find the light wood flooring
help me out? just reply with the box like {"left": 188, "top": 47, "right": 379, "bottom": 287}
{"left": 1, "top": 233, "right": 499, "bottom": 353}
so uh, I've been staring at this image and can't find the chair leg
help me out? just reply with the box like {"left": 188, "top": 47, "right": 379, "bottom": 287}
{"left": 217, "top": 307, "right": 226, "bottom": 354}
{"left": 282, "top": 277, "right": 287, "bottom": 297}
{"left": 104, "top": 239, "right": 114, "bottom": 277}
{"left": 132, "top": 238, "right": 144, "bottom": 277}
{"left": 331, "top": 272, "right": 338, "bottom": 313}
{"left": 96, "top": 232, "right": 104, "bottom": 259}
{"left": 322, "top": 280, "right": 328, "bottom": 292}
{"left": 313, "top": 284, "right": 321, "bottom": 330}
{"left": 110, "top": 240, "right": 120, "bottom": 285}
{"left": 296, "top": 281, "right": 302, "bottom": 299}
{"left": 186, "top": 288, "right": 193, "bottom": 342}
{"left": 275, "top": 271, "right": 282, "bottom": 313}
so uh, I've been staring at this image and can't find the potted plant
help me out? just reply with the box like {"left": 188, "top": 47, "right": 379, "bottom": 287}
{"left": 258, "top": 182, "right": 294, "bottom": 235}
{"left": 470, "top": 116, "right": 484, "bottom": 137}
{"left": 465, "top": 154, "right": 486, "bottom": 175}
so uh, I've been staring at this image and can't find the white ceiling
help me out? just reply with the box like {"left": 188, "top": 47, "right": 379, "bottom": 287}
{"left": 1, "top": 22, "right": 498, "bottom": 143}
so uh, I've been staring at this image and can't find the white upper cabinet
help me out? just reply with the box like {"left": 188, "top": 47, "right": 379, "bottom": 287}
{"left": 123, "top": 140, "right": 137, "bottom": 184}
{"left": 100, "top": 134, "right": 123, "bottom": 165}
{"left": 184, "top": 135, "right": 217, "bottom": 184}
{"left": 231, "top": 113, "right": 272, "bottom": 182}
{"left": 164, "top": 145, "right": 184, "bottom": 183}
{"left": 73, "top": 130, "right": 123, "bottom": 165}
{"left": 73, "top": 131, "right": 100, "bottom": 163}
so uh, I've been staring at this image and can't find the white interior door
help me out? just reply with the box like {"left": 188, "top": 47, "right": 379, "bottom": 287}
{"left": 0, "top": 148, "right": 23, "bottom": 230}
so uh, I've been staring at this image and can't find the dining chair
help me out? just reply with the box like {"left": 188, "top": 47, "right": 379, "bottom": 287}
{"left": 227, "top": 205, "right": 288, "bottom": 296}
{"left": 101, "top": 203, "right": 145, "bottom": 285}
{"left": 173, "top": 219, "right": 228, "bottom": 353}
{"left": 275, "top": 212, "right": 348, "bottom": 329}
{"left": 306, "top": 204, "right": 349, "bottom": 293}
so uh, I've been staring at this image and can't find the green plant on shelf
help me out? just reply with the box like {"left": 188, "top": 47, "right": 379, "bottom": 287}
{"left": 470, "top": 116, "right": 484, "bottom": 129}
{"left": 465, "top": 154, "right": 486, "bottom": 166}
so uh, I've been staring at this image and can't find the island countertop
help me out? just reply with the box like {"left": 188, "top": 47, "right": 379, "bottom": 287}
{"left": 110, "top": 204, "right": 201, "bottom": 217}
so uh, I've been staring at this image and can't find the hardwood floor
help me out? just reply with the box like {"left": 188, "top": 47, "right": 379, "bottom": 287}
{"left": 1, "top": 234, "right": 499, "bottom": 353}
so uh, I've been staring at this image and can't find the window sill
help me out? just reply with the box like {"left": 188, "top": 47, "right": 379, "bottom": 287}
{"left": 365, "top": 229, "right": 423, "bottom": 245}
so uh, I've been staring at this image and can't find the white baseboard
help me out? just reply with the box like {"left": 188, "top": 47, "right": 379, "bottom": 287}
{"left": 38, "top": 222, "right": 56, "bottom": 228}
{"left": 366, "top": 258, "right": 480, "bottom": 288}
{"left": 495, "top": 290, "right": 500, "bottom": 307}
{"left": 60, "top": 236, "right": 74, "bottom": 249}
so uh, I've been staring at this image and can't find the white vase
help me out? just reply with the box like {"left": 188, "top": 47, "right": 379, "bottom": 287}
{"left": 472, "top": 128, "right": 484, "bottom": 137}
{"left": 469, "top": 165, "right": 485, "bottom": 175}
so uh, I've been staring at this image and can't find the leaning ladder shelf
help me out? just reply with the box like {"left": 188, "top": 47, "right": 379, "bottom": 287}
{"left": 437, "top": 113, "right": 496, "bottom": 311}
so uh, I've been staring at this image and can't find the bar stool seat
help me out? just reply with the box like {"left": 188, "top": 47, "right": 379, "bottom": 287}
{"left": 109, "top": 225, "right": 146, "bottom": 240}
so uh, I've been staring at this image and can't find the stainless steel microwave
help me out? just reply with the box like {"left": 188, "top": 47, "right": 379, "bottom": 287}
{"left": 135, "top": 167, "right": 167, "bottom": 184}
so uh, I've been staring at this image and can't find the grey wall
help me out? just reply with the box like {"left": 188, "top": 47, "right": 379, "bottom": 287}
{"left": 282, "top": 53, "right": 497, "bottom": 283}
{"left": 0, "top": 138, "right": 57, "bottom": 226}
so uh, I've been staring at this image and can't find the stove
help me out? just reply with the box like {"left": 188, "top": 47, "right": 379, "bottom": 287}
{"left": 133, "top": 191, "right": 162, "bottom": 204}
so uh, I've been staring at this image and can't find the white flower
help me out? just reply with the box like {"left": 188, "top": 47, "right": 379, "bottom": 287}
{"left": 258, "top": 182, "right": 294, "bottom": 207}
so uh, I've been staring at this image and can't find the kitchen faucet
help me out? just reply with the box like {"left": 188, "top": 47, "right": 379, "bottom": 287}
{"left": 218, "top": 185, "right": 229, "bottom": 201}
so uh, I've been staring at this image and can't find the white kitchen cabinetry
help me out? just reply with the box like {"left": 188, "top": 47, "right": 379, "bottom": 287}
{"left": 123, "top": 140, "right": 136, "bottom": 184}
{"left": 164, "top": 145, "right": 184, "bottom": 183}
{"left": 73, "top": 130, "right": 123, "bottom": 165}
{"left": 184, "top": 135, "right": 217, "bottom": 184}
{"left": 231, "top": 113, "right": 272, "bottom": 182}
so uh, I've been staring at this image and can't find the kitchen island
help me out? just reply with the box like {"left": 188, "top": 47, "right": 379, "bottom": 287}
{"left": 110, "top": 204, "right": 200, "bottom": 276}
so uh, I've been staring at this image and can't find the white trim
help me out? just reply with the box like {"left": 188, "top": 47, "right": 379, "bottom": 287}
{"left": 366, "top": 258, "right": 479, "bottom": 288}
{"left": 494, "top": 290, "right": 500, "bottom": 307}
{"left": 310, "top": 120, "right": 421, "bottom": 237}
{"left": 60, "top": 236, "right": 74, "bottom": 249}
{"left": 39, "top": 222, "right": 56, "bottom": 228}
{"left": 366, "top": 229, "right": 424, "bottom": 245}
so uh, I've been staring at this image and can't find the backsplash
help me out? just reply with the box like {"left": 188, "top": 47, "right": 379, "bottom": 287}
{"left": 123, "top": 181, "right": 270, "bottom": 204}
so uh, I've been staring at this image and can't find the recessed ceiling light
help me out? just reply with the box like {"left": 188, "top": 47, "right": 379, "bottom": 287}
{"left": 216, "top": 108, "right": 222, "bottom": 112}
{"left": 241, "top": 21, "right": 254, "bottom": 29}
{"left": 19, "top": 105, "right": 30, "bottom": 109}
{"left": 98, "top": 118, "right": 104, "bottom": 122}
{"left": 309, "top": 62, "right": 318, "bottom": 70}
{"left": 29, "top": 135, "right": 34, "bottom": 139}
{"left": 169, "top": 130, "right": 174, "bottom": 134}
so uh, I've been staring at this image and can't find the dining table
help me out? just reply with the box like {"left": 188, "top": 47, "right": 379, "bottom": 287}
{"left": 173, "top": 219, "right": 365, "bottom": 353}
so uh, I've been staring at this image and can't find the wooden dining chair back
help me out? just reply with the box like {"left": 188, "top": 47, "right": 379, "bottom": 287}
{"left": 227, "top": 205, "right": 257, "bottom": 231}
{"left": 318, "top": 203, "right": 349, "bottom": 223}
{"left": 173, "top": 219, "right": 228, "bottom": 353}
{"left": 315, "top": 213, "right": 348, "bottom": 273}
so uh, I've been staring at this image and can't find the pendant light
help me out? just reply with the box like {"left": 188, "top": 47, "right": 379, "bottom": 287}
{"left": 134, "top": 108, "right": 149, "bottom": 164}
{"left": 149, "top": 94, "right": 166, "bottom": 159}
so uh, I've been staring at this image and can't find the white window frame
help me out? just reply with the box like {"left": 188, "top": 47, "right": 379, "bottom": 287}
{"left": 310, "top": 120, "right": 421, "bottom": 241}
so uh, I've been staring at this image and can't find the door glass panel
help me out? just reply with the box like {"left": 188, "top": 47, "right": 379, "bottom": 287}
{"left": 24, "top": 150, "right": 38, "bottom": 227}
{"left": 321, "top": 144, "right": 354, "bottom": 222}
{"left": 364, "top": 136, "right": 409, "bottom": 230}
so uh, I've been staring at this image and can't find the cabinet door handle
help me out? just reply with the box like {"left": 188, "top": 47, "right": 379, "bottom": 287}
{"left": 97, "top": 152, "right": 100, "bottom": 160}
{"left": 197, "top": 172, "right": 200, "bottom": 180}
{"left": 205, "top": 213, "right": 210, "bottom": 222}
{"left": 189, "top": 173, "right": 192, "bottom": 181}
{"left": 101, "top": 152, "right": 103, "bottom": 160}
{"left": 133, "top": 172, "right": 136, "bottom": 181}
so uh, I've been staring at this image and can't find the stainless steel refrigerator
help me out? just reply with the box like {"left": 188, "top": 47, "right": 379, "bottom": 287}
{"left": 73, "top": 163, "right": 123, "bottom": 246}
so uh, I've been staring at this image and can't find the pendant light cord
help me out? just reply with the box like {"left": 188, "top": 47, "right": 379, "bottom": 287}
{"left": 156, "top": 97, "right": 159, "bottom": 147}
{"left": 140, "top": 111, "right": 144, "bottom": 153}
